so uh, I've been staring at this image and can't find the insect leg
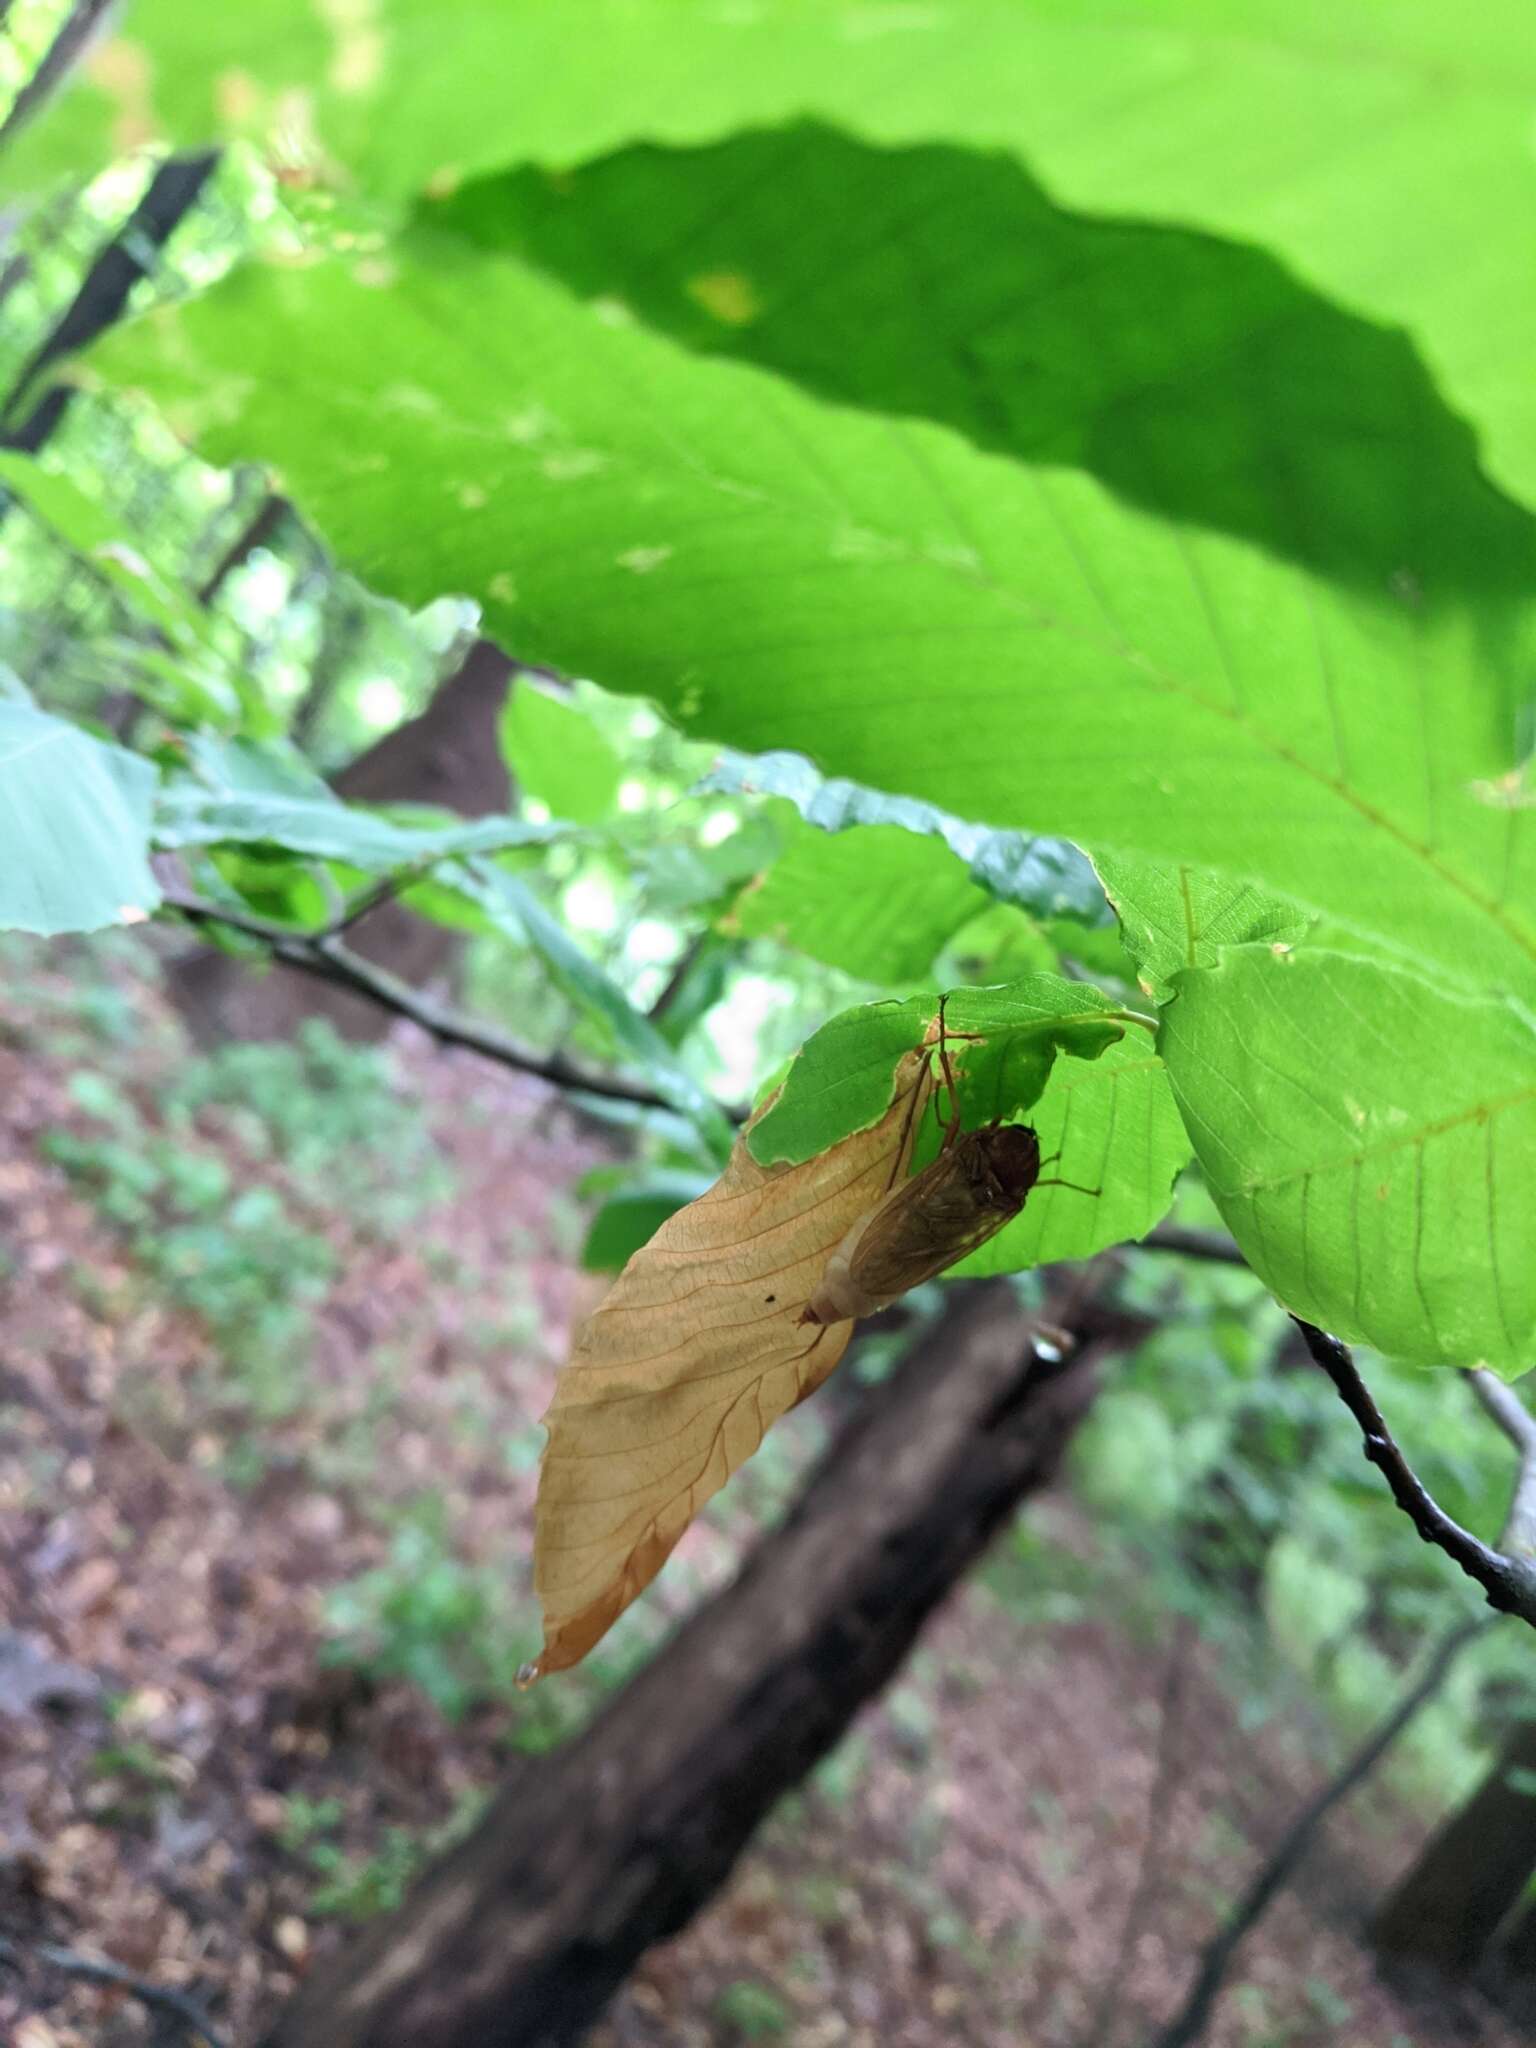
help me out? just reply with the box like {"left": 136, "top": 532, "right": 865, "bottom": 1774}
{"left": 935, "top": 994, "right": 963, "bottom": 1151}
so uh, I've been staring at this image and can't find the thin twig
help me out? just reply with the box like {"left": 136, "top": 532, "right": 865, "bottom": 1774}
{"left": 319, "top": 866, "right": 420, "bottom": 939}
{"left": 1147, "top": 1615, "right": 1491, "bottom": 2048}
{"left": 1465, "top": 1367, "right": 1536, "bottom": 1559}
{"left": 162, "top": 889, "right": 695, "bottom": 1115}
{"left": 0, "top": 1933, "right": 228, "bottom": 2048}
{"left": 1294, "top": 1320, "right": 1536, "bottom": 1626}
{"left": 1138, "top": 1226, "right": 1247, "bottom": 1266}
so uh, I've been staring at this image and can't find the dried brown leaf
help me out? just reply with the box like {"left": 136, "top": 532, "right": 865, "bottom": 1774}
{"left": 531, "top": 1051, "right": 934, "bottom": 1675}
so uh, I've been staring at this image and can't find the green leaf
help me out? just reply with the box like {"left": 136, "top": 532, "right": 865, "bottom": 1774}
{"left": 1094, "top": 851, "right": 1314, "bottom": 1002}
{"left": 704, "top": 748, "right": 1105, "bottom": 923}
{"left": 152, "top": 785, "right": 568, "bottom": 867}
{"left": 952, "top": 1033, "right": 1192, "bottom": 1274}
{"left": 500, "top": 678, "right": 620, "bottom": 826}
{"left": 746, "top": 998, "right": 931, "bottom": 1167}
{"left": 450, "top": 861, "right": 735, "bottom": 1161}
{"left": 1159, "top": 946, "right": 1536, "bottom": 1370}
{"left": 20, "top": 0, "right": 1536, "bottom": 506}
{"left": 0, "top": 704, "right": 160, "bottom": 934}
{"left": 747, "top": 974, "right": 1130, "bottom": 1168}
{"left": 731, "top": 820, "right": 989, "bottom": 984}
{"left": 581, "top": 1171, "right": 711, "bottom": 1272}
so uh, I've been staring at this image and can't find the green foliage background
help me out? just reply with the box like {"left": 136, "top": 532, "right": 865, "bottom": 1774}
{"left": 1, "top": 10, "right": 1533, "bottom": 1364}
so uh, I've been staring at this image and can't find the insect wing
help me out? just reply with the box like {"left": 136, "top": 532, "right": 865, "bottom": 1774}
{"left": 844, "top": 1140, "right": 1023, "bottom": 1302}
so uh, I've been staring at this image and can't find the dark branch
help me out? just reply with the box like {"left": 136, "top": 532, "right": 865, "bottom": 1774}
{"left": 1148, "top": 1614, "right": 1490, "bottom": 2048}
{"left": 0, "top": 1932, "right": 228, "bottom": 2048}
{"left": 1294, "top": 1319, "right": 1536, "bottom": 1626}
{"left": 161, "top": 889, "right": 692, "bottom": 1114}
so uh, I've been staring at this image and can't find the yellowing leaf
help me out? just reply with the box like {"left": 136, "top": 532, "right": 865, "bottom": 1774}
{"left": 532, "top": 1050, "right": 933, "bottom": 1675}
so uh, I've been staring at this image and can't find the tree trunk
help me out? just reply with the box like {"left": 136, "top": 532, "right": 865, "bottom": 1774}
{"left": 166, "top": 640, "right": 517, "bottom": 1046}
{"left": 261, "top": 1280, "right": 1127, "bottom": 2048}
{"left": 1374, "top": 1718, "right": 1536, "bottom": 1976}
{"left": 3, "top": 148, "right": 220, "bottom": 422}
{"left": 0, "top": 0, "right": 117, "bottom": 154}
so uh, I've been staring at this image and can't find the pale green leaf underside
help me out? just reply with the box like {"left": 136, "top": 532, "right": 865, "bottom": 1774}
{"left": 1160, "top": 946, "right": 1536, "bottom": 1371}
{"left": 14, "top": 0, "right": 1536, "bottom": 504}
{"left": 95, "top": 243, "right": 1536, "bottom": 998}
{"left": 152, "top": 786, "right": 567, "bottom": 867}
{"left": 0, "top": 703, "right": 160, "bottom": 934}
{"left": 704, "top": 747, "right": 1106, "bottom": 924}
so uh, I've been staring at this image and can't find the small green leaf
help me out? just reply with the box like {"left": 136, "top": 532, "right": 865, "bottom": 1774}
{"left": 0, "top": 705, "right": 160, "bottom": 934}
{"left": 731, "top": 820, "right": 990, "bottom": 983}
{"left": 581, "top": 1172, "right": 711, "bottom": 1271}
{"left": 748, "top": 973, "right": 1133, "bottom": 1168}
{"left": 500, "top": 679, "right": 621, "bottom": 826}
{"left": 938, "top": 979, "right": 1127, "bottom": 1133}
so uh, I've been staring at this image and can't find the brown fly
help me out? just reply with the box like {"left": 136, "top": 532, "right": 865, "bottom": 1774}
{"left": 799, "top": 1003, "right": 1098, "bottom": 1326}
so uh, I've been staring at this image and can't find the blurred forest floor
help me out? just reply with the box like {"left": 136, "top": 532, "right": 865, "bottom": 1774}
{"left": 0, "top": 939, "right": 1521, "bottom": 2048}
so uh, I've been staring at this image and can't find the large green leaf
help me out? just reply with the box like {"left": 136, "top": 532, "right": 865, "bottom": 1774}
{"left": 14, "top": 0, "right": 1536, "bottom": 505}
{"left": 94, "top": 237, "right": 1536, "bottom": 999}
{"left": 1160, "top": 946, "right": 1536, "bottom": 1371}
{"left": 0, "top": 703, "right": 160, "bottom": 933}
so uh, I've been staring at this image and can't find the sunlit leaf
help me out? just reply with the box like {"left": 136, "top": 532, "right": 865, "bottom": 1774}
{"left": 20, "top": 0, "right": 1536, "bottom": 507}
{"left": 96, "top": 238, "right": 1536, "bottom": 998}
